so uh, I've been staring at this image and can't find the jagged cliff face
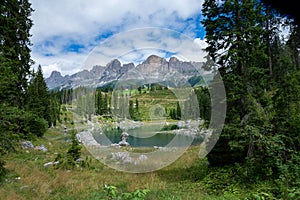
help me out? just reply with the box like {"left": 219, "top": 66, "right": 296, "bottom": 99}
{"left": 45, "top": 55, "right": 205, "bottom": 90}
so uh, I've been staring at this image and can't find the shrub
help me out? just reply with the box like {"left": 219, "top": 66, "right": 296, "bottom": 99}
{"left": 55, "top": 130, "right": 84, "bottom": 169}
{"left": 0, "top": 159, "right": 6, "bottom": 182}
{"left": 161, "top": 124, "right": 179, "bottom": 131}
{"left": 103, "top": 184, "right": 150, "bottom": 200}
{"left": 0, "top": 105, "right": 48, "bottom": 138}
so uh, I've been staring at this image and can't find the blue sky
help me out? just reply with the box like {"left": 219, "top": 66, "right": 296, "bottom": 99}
{"left": 29, "top": 0, "right": 207, "bottom": 77}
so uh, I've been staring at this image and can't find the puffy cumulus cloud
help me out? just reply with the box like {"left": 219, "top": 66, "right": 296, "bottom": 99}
{"left": 31, "top": 52, "right": 88, "bottom": 78}
{"left": 29, "top": 0, "right": 205, "bottom": 77}
{"left": 193, "top": 38, "right": 208, "bottom": 49}
{"left": 83, "top": 28, "right": 208, "bottom": 70}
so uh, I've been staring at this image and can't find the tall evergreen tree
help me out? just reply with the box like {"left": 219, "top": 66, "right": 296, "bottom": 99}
{"left": 103, "top": 93, "right": 108, "bottom": 114}
{"left": 49, "top": 90, "right": 61, "bottom": 127}
{"left": 0, "top": 0, "right": 34, "bottom": 108}
{"left": 26, "top": 65, "right": 51, "bottom": 125}
{"left": 176, "top": 101, "right": 181, "bottom": 120}
{"left": 0, "top": 0, "right": 35, "bottom": 180}
{"left": 129, "top": 100, "right": 134, "bottom": 119}
{"left": 202, "top": 0, "right": 270, "bottom": 166}
{"left": 96, "top": 90, "right": 103, "bottom": 115}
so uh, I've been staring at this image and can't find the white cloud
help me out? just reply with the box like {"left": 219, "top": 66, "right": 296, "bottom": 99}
{"left": 29, "top": 0, "right": 205, "bottom": 77}
{"left": 84, "top": 28, "right": 208, "bottom": 70}
{"left": 193, "top": 38, "right": 208, "bottom": 49}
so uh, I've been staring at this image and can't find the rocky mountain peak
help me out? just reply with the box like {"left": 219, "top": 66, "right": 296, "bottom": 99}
{"left": 49, "top": 70, "right": 63, "bottom": 79}
{"left": 143, "top": 55, "right": 167, "bottom": 65}
{"left": 169, "top": 56, "right": 179, "bottom": 63}
{"left": 107, "top": 59, "right": 121, "bottom": 68}
{"left": 45, "top": 54, "right": 206, "bottom": 90}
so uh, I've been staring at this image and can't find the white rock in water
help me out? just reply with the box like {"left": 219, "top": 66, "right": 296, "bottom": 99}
{"left": 110, "top": 143, "right": 121, "bottom": 148}
{"left": 119, "top": 141, "right": 130, "bottom": 146}
{"left": 121, "top": 132, "right": 129, "bottom": 137}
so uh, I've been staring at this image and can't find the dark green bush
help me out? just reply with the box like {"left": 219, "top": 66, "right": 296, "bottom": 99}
{"left": 0, "top": 159, "right": 6, "bottom": 182}
{"left": 161, "top": 124, "right": 179, "bottom": 131}
{"left": 0, "top": 105, "right": 48, "bottom": 138}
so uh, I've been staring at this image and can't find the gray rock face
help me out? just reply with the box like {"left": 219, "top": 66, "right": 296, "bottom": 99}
{"left": 46, "top": 71, "right": 65, "bottom": 89}
{"left": 143, "top": 54, "right": 168, "bottom": 65}
{"left": 45, "top": 55, "right": 206, "bottom": 90}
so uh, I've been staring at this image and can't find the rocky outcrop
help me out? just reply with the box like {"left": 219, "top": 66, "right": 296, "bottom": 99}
{"left": 45, "top": 55, "right": 206, "bottom": 90}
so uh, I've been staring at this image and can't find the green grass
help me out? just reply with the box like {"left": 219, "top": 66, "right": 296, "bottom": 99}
{"left": 0, "top": 104, "right": 287, "bottom": 200}
{"left": 130, "top": 89, "right": 178, "bottom": 121}
{"left": 0, "top": 124, "right": 277, "bottom": 200}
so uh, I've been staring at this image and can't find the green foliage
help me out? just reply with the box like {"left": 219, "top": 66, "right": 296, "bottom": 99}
{"left": 55, "top": 130, "right": 83, "bottom": 169}
{"left": 48, "top": 90, "right": 62, "bottom": 126}
{"left": 103, "top": 184, "right": 150, "bottom": 200}
{"left": 161, "top": 124, "right": 179, "bottom": 131}
{"left": 0, "top": 0, "right": 34, "bottom": 180}
{"left": 195, "top": 86, "right": 211, "bottom": 122}
{"left": 74, "top": 87, "right": 95, "bottom": 121}
{"left": 0, "top": 105, "right": 48, "bottom": 138}
{"left": 0, "top": 0, "right": 34, "bottom": 108}
{"left": 275, "top": 152, "right": 300, "bottom": 199}
{"left": 67, "top": 130, "right": 82, "bottom": 162}
{"left": 169, "top": 102, "right": 181, "bottom": 120}
{"left": 0, "top": 106, "right": 47, "bottom": 180}
{"left": 95, "top": 89, "right": 110, "bottom": 117}
{"left": 26, "top": 65, "right": 51, "bottom": 126}
{"left": 202, "top": 1, "right": 300, "bottom": 187}
{"left": 183, "top": 158, "right": 209, "bottom": 182}
{"left": 176, "top": 101, "right": 181, "bottom": 120}
{"left": 0, "top": 159, "right": 6, "bottom": 182}
{"left": 202, "top": 166, "right": 243, "bottom": 196}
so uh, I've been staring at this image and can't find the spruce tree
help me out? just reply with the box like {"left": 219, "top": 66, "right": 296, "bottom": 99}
{"left": 176, "top": 101, "right": 181, "bottom": 120}
{"left": 0, "top": 0, "right": 34, "bottom": 179}
{"left": 129, "top": 100, "right": 134, "bottom": 119}
{"left": 103, "top": 93, "right": 108, "bottom": 114}
{"left": 0, "top": 0, "right": 34, "bottom": 108}
{"left": 26, "top": 65, "right": 51, "bottom": 125}
{"left": 202, "top": 0, "right": 269, "bottom": 165}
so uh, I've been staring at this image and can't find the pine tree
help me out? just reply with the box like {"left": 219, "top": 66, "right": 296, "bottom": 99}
{"left": 0, "top": 0, "right": 34, "bottom": 180}
{"left": 26, "top": 65, "right": 51, "bottom": 125}
{"left": 202, "top": 0, "right": 270, "bottom": 166}
{"left": 96, "top": 90, "right": 102, "bottom": 115}
{"left": 0, "top": 0, "right": 34, "bottom": 108}
{"left": 176, "top": 101, "right": 181, "bottom": 120}
{"left": 103, "top": 93, "right": 108, "bottom": 114}
{"left": 135, "top": 98, "right": 139, "bottom": 113}
{"left": 129, "top": 100, "right": 134, "bottom": 120}
{"left": 49, "top": 90, "right": 61, "bottom": 127}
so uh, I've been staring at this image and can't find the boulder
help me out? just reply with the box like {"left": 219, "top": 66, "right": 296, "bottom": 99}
{"left": 21, "top": 141, "right": 34, "bottom": 149}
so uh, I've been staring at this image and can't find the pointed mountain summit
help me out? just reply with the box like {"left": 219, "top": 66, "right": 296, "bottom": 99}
{"left": 45, "top": 55, "right": 207, "bottom": 90}
{"left": 143, "top": 55, "right": 168, "bottom": 65}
